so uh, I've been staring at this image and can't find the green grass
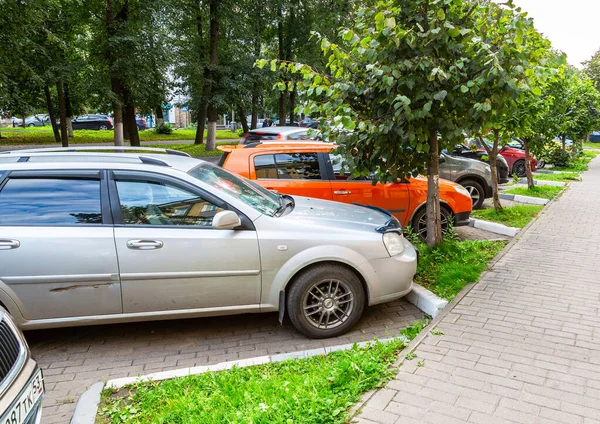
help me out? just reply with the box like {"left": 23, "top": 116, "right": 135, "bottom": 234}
{"left": 410, "top": 237, "right": 506, "bottom": 301}
{"left": 145, "top": 142, "right": 234, "bottom": 157}
{"left": 583, "top": 142, "right": 600, "bottom": 150}
{"left": 0, "top": 127, "right": 240, "bottom": 144}
{"left": 532, "top": 172, "right": 580, "bottom": 182}
{"left": 471, "top": 205, "right": 543, "bottom": 228}
{"left": 552, "top": 150, "right": 598, "bottom": 172}
{"left": 504, "top": 185, "right": 563, "bottom": 200}
{"left": 98, "top": 340, "right": 405, "bottom": 424}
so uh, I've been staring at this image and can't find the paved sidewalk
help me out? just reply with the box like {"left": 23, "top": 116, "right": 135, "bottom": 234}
{"left": 355, "top": 157, "right": 600, "bottom": 424}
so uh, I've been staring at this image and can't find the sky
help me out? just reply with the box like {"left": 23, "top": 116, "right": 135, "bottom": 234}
{"left": 513, "top": 0, "right": 599, "bottom": 68}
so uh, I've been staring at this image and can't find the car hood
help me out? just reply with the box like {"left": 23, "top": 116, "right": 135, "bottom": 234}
{"left": 280, "top": 196, "right": 393, "bottom": 233}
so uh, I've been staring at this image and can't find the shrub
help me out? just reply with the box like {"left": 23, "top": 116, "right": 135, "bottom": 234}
{"left": 154, "top": 123, "right": 173, "bottom": 135}
{"left": 237, "top": 128, "right": 245, "bottom": 137}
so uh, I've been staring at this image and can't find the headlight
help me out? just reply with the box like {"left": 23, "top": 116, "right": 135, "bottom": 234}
{"left": 454, "top": 184, "right": 471, "bottom": 198}
{"left": 383, "top": 232, "right": 405, "bottom": 256}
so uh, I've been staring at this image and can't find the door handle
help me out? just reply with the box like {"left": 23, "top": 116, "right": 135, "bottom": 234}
{"left": 127, "top": 240, "right": 163, "bottom": 250}
{"left": 0, "top": 240, "right": 20, "bottom": 250}
{"left": 334, "top": 190, "right": 352, "bottom": 195}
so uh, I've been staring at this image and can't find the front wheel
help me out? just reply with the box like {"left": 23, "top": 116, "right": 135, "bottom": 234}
{"left": 537, "top": 159, "right": 546, "bottom": 169}
{"left": 512, "top": 159, "right": 526, "bottom": 177}
{"left": 27, "top": 123, "right": 34, "bottom": 127}
{"left": 411, "top": 206, "right": 452, "bottom": 241}
{"left": 287, "top": 264, "right": 365, "bottom": 339}
{"left": 460, "top": 179, "right": 485, "bottom": 210}
{"left": 98, "top": 124, "right": 108, "bottom": 130}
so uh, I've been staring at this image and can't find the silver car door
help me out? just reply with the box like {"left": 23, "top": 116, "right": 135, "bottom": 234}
{"left": 109, "top": 171, "right": 261, "bottom": 313}
{"left": 0, "top": 170, "right": 122, "bottom": 320}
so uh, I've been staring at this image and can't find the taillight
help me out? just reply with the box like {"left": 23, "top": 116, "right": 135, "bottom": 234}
{"left": 276, "top": 134, "right": 282, "bottom": 141}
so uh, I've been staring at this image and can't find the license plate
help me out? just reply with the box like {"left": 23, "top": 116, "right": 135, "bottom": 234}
{"left": 1, "top": 369, "right": 44, "bottom": 424}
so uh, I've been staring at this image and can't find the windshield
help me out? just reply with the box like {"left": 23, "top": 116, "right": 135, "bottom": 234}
{"left": 188, "top": 164, "right": 280, "bottom": 216}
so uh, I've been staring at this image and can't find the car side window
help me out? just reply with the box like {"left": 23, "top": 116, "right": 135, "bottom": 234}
{"left": 274, "top": 153, "right": 322, "bottom": 180}
{"left": 116, "top": 180, "right": 224, "bottom": 227}
{"left": 0, "top": 178, "right": 102, "bottom": 225}
{"left": 254, "top": 155, "right": 278, "bottom": 179}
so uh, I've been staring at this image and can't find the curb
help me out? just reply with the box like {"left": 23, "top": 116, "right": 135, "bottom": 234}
{"left": 70, "top": 336, "right": 410, "bottom": 423}
{"left": 517, "top": 178, "right": 566, "bottom": 187}
{"left": 70, "top": 382, "right": 103, "bottom": 424}
{"left": 469, "top": 218, "right": 520, "bottom": 237}
{"left": 406, "top": 284, "right": 448, "bottom": 318}
{"left": 499, "top": 193, "right": 548, "bottom": 205}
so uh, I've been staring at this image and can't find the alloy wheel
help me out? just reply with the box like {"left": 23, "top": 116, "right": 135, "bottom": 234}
{"left": 416, "top": 210, "right": 449, "bottom": 239}
{"left": 302, "top": 279, "right": 354, "bottom": 330}
{"left": 465, "top": 185, "right": 481, "bottom": 207}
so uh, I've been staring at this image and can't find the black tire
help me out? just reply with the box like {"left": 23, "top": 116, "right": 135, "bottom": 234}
{"left": 411, "top": 206, "right": 452, "bottom": 241}
{"left": 98, "top": 124, "right": 108, "bottom": 130}
{"left": 287, "top": 264, "right": 365, "bottom": 339}
{"left": 27, "top": 123, "right": 34, "bottom": 127}
{"left": 460, "top": 179, "right": 485, "bottom": 210}
{"left": 537, "top": 159, "right": 546, "bottom": 169}
{"left": 512, "top": 159, "right": 526, "bottom": 177}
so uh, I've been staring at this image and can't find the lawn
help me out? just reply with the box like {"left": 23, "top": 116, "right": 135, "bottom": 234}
{"left": 471, "top": 205, "right": 544, "bottom": 228}
{"left": 552, "top": 150, "right": 598, "bottom": 172}
{"left": 0, "top": 127, "right": 240, "bottom": 144}
{"left": 583, "top": 142, "right": 600, "bottom": 150}
{"left": 504, "top": 185, "right": 563, "bottom": 200}
{"left": 532, "top": 172, "right": 580, "bottom": 182}
{"left": 145, "top": 143, "right": 232, "bottom": 157}
{"left": 98, "top": 339, "right": 406, "bottom": 424}
{"left": 410, "top": 236, "right": 506, "bottom": 301}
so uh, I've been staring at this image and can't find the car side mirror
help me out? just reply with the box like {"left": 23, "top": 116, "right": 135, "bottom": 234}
{"left": 212, "top": 210, "right": 241, "bottom": 230}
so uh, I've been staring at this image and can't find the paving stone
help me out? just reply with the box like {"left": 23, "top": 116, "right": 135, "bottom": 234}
{"left": 356, "top": 157, "right": 600, "bottom": 424}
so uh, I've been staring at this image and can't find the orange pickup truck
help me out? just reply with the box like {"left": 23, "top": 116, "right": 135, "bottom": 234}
{"left": 217, "top": 142, "right": 473, "bottom": 237}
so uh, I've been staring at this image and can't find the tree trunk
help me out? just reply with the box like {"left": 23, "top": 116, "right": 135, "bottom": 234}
{"left": 56, "top": 79, "right": 69, "bottom": 147}
{"left": 205, "top": 0, "right": 219, "bottom": 150}
{"left": 206, "top": 106, "right": 217, "bottom": 151}
{"left": 21, "top": 114, "right": 26, "bottom": 129}
{"left": 289, "top": 87, "right": 296, "bottom": 125}
{"left": 122, "top": 105, "right": 130, "bottom": 141}
{"left": 123, "top": 87, "right": 139, "bottom": 146}
{"left": 562, "top": 134, "right": 566, "bottom": 152}
{"left": 237, "top": 105, "right": 249, "bottom": 133}
{"left": 251, "top": 90, "right": 259, "bottom": 130}
{"left": 425, "top": 129, "right": 442, "bottom": 248}
{"left": 195, "top": 99, "right": 207, "bottom": 144}
{"left": 155, "top": 106, "right": 164, "bottom": 128}
{"left": 107, "top": 0, "right": 123, "bottom": 146}
{"left": 490, "top": 131, "right": 502, "bottom": 210}
{"left": 44, "top": 85, "right": 61, "bottom": 143}
{"left": 277, "top": 4, "right": 286, "bottom": 125}
{"left": 64, "top": 83, "right": 74, "bottom": 137}
{"left": 523, "top": 138, "right": 534, "bottom": 189}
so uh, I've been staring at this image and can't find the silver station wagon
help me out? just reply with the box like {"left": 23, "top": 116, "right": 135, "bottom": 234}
{"left": 0, "top": 147, "right": 417, "bottom": 339}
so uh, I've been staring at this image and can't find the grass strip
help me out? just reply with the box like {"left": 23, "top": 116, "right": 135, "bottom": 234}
{"left": 0, "top": 127, "right": 240, "bottom": 144}
{"left": 471, "top": 205, "right": 543, "bottom": 228}
{"left": 409, "top": 237, "right": 506, "bottom": 301}
{"left": 99, "top": 339, "right": 405, "bottom": 424}
{"left": 532, "top": 172, "right": 579, "bottom": 182}
{"left": 504, "top": 185, "right": 563, "bottom": 200}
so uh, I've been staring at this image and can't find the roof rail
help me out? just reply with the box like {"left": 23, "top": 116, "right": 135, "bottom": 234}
{"left": 1, "top": 146, "right": 192, "bottom": 157}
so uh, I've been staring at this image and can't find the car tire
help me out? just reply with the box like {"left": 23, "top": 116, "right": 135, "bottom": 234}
{"left": 537, "top": 159, "right": 546, "bottom": 169}
{"left": 27, "top": 123, "right": 34, "bottom": 127}
{"left": 287, "top": 264, "right": 365, "bottom": 339}
{"left": 460, "top": 179, "right": 485, "bottom": 210}
{"left": 411, "top": 206, "right": 452, "bottom": 241}
{"left": 512, "top": 159, "right": 526, "bottom": 177}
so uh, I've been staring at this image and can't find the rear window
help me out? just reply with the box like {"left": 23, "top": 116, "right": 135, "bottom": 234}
{"left": 242, "top": 132, "right": 278, "bottom": 144}
{"left": 217, "top": 152, "right": 230, "bottom": 167}
{"left": 253, "top": 153, "right": 322, "bottom": 180}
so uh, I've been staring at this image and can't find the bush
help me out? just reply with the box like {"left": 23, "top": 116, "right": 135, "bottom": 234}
{"left": 548, "top": 149, "right": 573, "bottom": 168}
{"left": 154, "top": 123, "right": 173, "bottom": 135}
{"left": 236, "top": 128, "right": 245, "bottom": 137}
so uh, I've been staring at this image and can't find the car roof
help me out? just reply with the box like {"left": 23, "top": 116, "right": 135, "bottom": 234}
{"left": 247, "top": 126, "right": 306, "bottom": 135}
{"left": 0, "top": 147, "right": 203, "bottom": 173}
{"left": 218, "top": 142, "right": 334, "bottom": 154}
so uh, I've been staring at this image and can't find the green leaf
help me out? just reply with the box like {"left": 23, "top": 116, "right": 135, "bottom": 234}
{"left": 423, "top": 101, "right": 432, "bottom": 112}
{"left": 437, "top": 9, "right": 446, "bottom": 20}
{"left": 385, "top": 17, "right": 396, "bottom": 30}
{"left": 270, "top": 60, "right": 277, "bottom": 72}
{"left": 460, "top": 85, "right": 469, "bottom": 93}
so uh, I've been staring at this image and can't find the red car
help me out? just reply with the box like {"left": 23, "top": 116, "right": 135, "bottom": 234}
{"left": 468, "top": 139, "right": 536, "bottom": 177}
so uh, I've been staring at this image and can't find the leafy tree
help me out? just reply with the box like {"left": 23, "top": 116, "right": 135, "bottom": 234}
{"left": 583, "top": 48, "right": 600, "bottom": 92}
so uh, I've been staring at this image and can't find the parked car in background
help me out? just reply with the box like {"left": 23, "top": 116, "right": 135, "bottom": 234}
{"left": 589, "top": 132, "right": 600, "bottom": 143}
{"left": 0, "top": 146, "right": 418, "bottom": 339}
{"left": 0, "top": 311, "right": 44, "bottom": 424}
{"left": 218, "top": 142, "right": 473, "bottom": 238}
{"left": 465, "top": 138, "right": 536, "bottom": 177}
{"left": 11, "top": 115, "right": 48, "bottom": 127}
{"left": 440, "top": 151, "right": 493, "bottom": 209}
{"left": 136, "top": 118, "right": 149, "bottom": 131}
{"left": 71, "top": 115, "right": 113, "bottom": 130}
{"left": 451, "top": 143, "right": 510, "bottom": 184}
{"left": 240, "top": 127, "right": 319, "bottom": 145}
{"left": 299, "top": 118, "right": 319, "bottom": 128}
